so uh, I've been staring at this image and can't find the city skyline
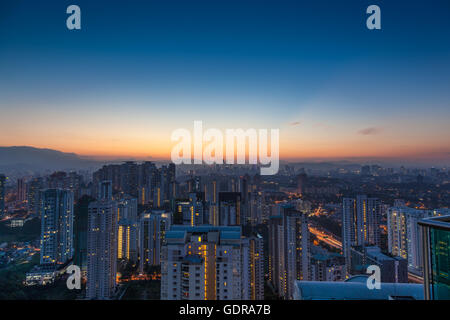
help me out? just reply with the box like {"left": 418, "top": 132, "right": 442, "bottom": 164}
{"left": 1, "top": 1, "right": 449, "bottom": 163}
{"left": 1, "top": 0, "right": 450, "bottom": 306}
{"left": 4, "top": 161, "right": 448, "bottom": 300}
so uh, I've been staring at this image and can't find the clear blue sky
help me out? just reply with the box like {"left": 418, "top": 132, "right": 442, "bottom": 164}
{"left": 0, "top": 0, "right": 449, "bottom": 163}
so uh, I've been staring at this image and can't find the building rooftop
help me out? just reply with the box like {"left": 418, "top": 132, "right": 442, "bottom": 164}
{"left": 365, "top": 246, "right": 399, "bottom": 261}
{"left": 165, "top": 225, "right": 242, "bottom": 242}
{"left": 294, "top": 276, "right": 424, "bottom": 300}
{"left": 419, "top": 215, "right": 450, "bottom": 230}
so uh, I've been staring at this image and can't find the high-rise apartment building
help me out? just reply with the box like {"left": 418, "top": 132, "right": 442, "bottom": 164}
{"left": 268, "top": 204, "right": 310, "bottom": 299}
{"left": 365, "top": 246, "right": 408, "bottom": 283}
{"left": 120, "top": 161, "right": 139, "bottom": 197}
{"left": 205, "top": 178, "right": 219, "bottom": 226}
{"left": 93, "top": 161, "right": 173, "bottom": 203}
{"left": 241, "top": 235, "right": 264, "bottom": 300}
{"left": 218, "top": 192, "right": 242, "bottom": 226}
{"left": 137, "top": 161, "right": 158, "bottom": 205}
{"left": 39, "top": 189, "right": 74, "bottom": 265}
{"left": 139, "top": 210, "right": 172, "bottom": 272}
{"left": 296, "top": 173, "right": 307, "bottom": 195}
{"left": 17, "top": 178, "right": 27, "bottom": 203}
{"left": 161, "top": 225, "right": 263, "bottom": 300}
{"left": 349, "top": 245, "right": 408, "bottom": 283}
{"left": 310, "top": 253, "right": 346, "bottom": 282}
{"left": 248, "top": 191, "right": 264, "bottom": 226}
{"left": 73, "top": 195, "right": 95, "bottom": 273}
{"left": 118, "top": 218, "right": 138, "bottom": 262}
{"left": 117, "top": 197, "right": 138, "bottom": 222}
{"left": 27, "top": 177, "right": 43, "bottom": 216}
{"left": 419, "top": 215, "right": 450, "bottom": 300}
{"left": 176, "top": 193, "right": 208, "bottom": 226}
{"left": 46, "top": 171, "right": 83, "bottom": 201}
{"left": 342, "top": 195, "right": 381, "bottom": 272}
{"left": 150, "top": 163, "right": 177, "bottom": 208}
{"left": 387, "top": 206, "right": 450, "bottom": 275}
{"left": 86, "top": 181, "right": 118, "bottom": 300}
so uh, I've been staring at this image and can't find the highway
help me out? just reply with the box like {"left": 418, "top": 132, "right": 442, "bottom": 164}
{"left": 308, "top": 225, "right": 343, "bottom": 250}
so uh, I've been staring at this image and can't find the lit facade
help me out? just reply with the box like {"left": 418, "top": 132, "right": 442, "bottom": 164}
{"left": 342, "top": 195, "right": 381, "bottom": 272}
{"left": 39, "top": 189, "right": 74, "bottom": 265}
{"left": 387, "top": 206, "right": 450, "bottom": 275}
{"left": 118, "top": 218, "right": 138, "bottom": 262}
{"left": 161, "top": 225, "right": 263, "bottom": 300}
{"left": 86, "top": 185, "right": 118, "bottom": 300}
{"left": 176, "top": 192, "right": 208, "bottom": 226}
{"left": 241, "top": 235, "right": 264, "bottom": 300}
{"left": 419, "top": 215, "right": 450, "bottom": 300}
{"left": 269, "top": 204, "right": 310, "bottom": 299}
{"left": 139, "top": 210, "right": 171, "bottom": 272}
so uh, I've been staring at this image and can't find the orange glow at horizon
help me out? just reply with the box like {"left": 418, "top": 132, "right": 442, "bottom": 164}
{"left": 1, "top": 106, "right": 449, "bottom": 162}
{"left": 4, "top": 138, "right": 446, "bottom": 162}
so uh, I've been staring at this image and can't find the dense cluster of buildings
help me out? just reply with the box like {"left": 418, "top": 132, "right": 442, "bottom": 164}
{"left": 0, "top": 162, "right": 448, "bottom": 300}
{"left": 12, "top": 162, "right": 269, "bottom": 299}
{"left": 387, "top": 206, "right": 450, "bottom": 276}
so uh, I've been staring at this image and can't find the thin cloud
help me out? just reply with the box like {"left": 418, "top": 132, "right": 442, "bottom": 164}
{"left": 289, "top": 121, "right": 301, "bottom": 126}
{"left": 358, "top": 127, "right": 382, "bottom": 135}
{"left": 314, "top": 122, "right": 332, "bottom": 129}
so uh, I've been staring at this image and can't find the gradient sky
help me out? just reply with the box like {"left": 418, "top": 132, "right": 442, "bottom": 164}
{"left": 1, "top": 0, "right": 449, "bottom": 163}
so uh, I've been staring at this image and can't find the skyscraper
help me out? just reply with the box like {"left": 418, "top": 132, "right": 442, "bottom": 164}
{"left": 98, "top": 180, "right": 112, "bottom": 200}
{"left": 93, "top": 162, "right": 164, "bottom": 200}
{"left": 93, "top": 164, "right": 121, "bottom": 195}
{"left": 296, "top": 172, "right": 307, "bottom": 195}
{"left": 176, "top": 192, "right": 208, "bottom": 226}
{"left": 117, "top": 197, "right": 138, "bottom": 222}
{"left": 239, "top": 175, "right": 250, "bottom": 225}
{"left": 218, "top": 192, "right": 242, "bottom": 226}
{"left": 241, "top": 235, "right": 264, "bottom": 300}
{"left": 137, "top": 161, "right": 157, "bottom": 205}
{"left": 419, "top": 215, "right": 450, "bottom": 300}
{"left": 387, "top": 206, "right": 450, "bottom": 275}
{"left": 161, "top": 225, "right": 263, "bottom": 300}
{"left": 118, "top": 218, "right": 138, "bottom": 262}
{"left": 86, "top": 181, "right": 118, "bottom": 300}
{"left": 268, "top": 205, "right": 310, "bottom": 299}
{"left": 27, "top": 177, "right": 43, "bottom": 216}
{"left": 205, "top": 178, "right": 219, "bottom": 226}
{"left": 39, "top": 189, "right": 74, "bottom": 265}
{"left": 139, "top": 210, "right": 171, "bottom": 273}
{"left": 248, "top": 191, "right": 263, "bottom": 226}
{"left": 73, "top": 195, "right": 95, "bottom": 274}
{"left": 17, "top": 178, "right": 27, "bottom": 203}
{"left": 120, "top": 161, "right": 139, "bottom": 197}
{"left": 149, "top": 163, "right": 177, "bottom": 209}
{"left": 358, "top": 195, "right": 381, "bottom": 247}
{"left": 342, "top": 195, "right": 381, "bottom": 272}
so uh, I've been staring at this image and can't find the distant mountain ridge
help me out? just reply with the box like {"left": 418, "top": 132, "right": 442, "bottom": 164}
{"left": 0, "top": 146, "right": 445, "bottom": 177}
{"left": 0, "top": 146, "right": 100, "bottom": 173}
